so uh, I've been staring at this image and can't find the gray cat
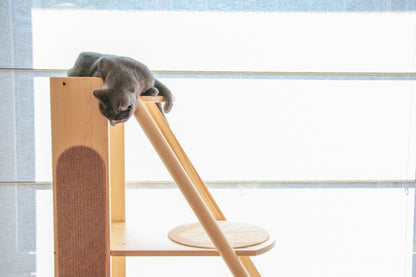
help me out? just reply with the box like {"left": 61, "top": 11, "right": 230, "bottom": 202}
{"left": 67, "top": 52, "right": 173, "bottom": 126}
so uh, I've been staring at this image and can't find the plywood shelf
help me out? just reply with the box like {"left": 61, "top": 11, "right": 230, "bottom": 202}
{"left": 110, "top": 222, "right": 276, "bottom": 257}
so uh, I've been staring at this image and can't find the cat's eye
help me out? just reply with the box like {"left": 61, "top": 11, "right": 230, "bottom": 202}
{"left": 120, "top": 104, "right": 132, "bottom": 112}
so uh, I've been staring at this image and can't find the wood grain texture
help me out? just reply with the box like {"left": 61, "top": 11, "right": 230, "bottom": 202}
{"left": 110, "top": 123, "right": 125, "bottom": 222}
{"left": 111, "top": 257, "right": 126, "bottom": 277}
{"left": 109, "top": 113, "right": 126, "bottom": 277}
{"left": 50, "top": 77, "right": 109, "bottom": 163}
{"left": 168, "top": 221, "right": 270, "bottom": 249}
{"left": 141, "top": 95, "right": 164, "bottom": 103}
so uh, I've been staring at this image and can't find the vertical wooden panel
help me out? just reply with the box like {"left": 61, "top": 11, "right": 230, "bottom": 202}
{"left": 50, "top": 77, "right": 108, "bottom": 162}
{"left": 110, "top": 123, "right": 126, "bottom": 276}
{"left": 110, "top": 123, "right": 125, "bottom": 222}
{"left": 51, "top": 77, "right": 111, "bottom": 277}
{"left": 111, "top": 257, "right": 126, "bottom": 277}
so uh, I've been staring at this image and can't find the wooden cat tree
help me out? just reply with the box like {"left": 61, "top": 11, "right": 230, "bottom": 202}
{"left": 50, "top": 77, "right": 275, "bottom": 277}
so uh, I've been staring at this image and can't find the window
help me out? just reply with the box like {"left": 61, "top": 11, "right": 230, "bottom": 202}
{"left": 1, "top": 1, "right": 415, "bottom": 276}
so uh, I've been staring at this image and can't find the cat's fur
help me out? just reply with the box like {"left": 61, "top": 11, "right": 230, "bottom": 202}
{"left": 67, "top": 52, "right": 173, "bottom": 126}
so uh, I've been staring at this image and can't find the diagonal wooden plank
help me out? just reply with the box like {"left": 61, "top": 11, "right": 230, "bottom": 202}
{"left": 144, "top": 102, "right": 262, "bottom": 277}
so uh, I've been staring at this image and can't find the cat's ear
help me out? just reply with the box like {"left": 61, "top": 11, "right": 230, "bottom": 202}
{"left": 92, "top": 88, "right": 108, "bottom": 101}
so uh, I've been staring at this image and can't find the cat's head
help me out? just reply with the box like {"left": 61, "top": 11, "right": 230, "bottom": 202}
{"left": 92, "top": 85, "right": 138, "bottom": 126}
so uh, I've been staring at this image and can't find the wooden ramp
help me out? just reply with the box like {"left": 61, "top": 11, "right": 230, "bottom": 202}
{"left": 50, "top": 77, "right": 275, "bottom": 277}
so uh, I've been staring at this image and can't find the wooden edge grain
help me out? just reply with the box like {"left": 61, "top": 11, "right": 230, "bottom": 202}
{"left": 140, "top": 96, "right": 164, "bottom": 103}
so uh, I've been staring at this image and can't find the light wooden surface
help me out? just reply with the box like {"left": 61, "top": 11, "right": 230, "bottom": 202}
{"left": 145, "top": 103, "right": 225, "bottom": 220}
{"left": 109, "top": 113, "right": 126, "bottom": 276}
{"left": 134, "top": 100, "right": 250, "bottom": 276}
{"left": 50, "top": 77, "right": 109, "bottom": 164}
{"left": 111, "top": 222, "right": 275, "bottom": 257}
{"left": 50, "top": 77, "right": 111, "bottom": 277}
{"left": 110, "top": 123, "right": 125, "bottom": 223}
{"left": 141, "top": 95, "right": 164, "bottom": 103}
{"left": 145, "top": 102, "right": 264, "bottom": 277}
{"left": 168, "top": 221, "right": 270, "bottom": 249}
{"left": 111, "top": 257, "right": 126, "bottom": 277}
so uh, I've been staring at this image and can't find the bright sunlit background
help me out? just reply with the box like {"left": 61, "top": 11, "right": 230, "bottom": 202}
{"left": 31, "top": 10, "right": 416, "bottom": 182}
{"left": 1, "top": 1, "right": 416, "bottom": 276}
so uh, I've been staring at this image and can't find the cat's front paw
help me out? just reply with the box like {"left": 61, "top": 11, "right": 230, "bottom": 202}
{"left": 142, "top": 87, "right": 159, "bottom": 96}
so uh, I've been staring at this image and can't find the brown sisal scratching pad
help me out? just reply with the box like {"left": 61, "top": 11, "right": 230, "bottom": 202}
{"left": 168, "top": 221, "right": 270, "bottom": 249}
{"left": 56, "top": 146, "right": 107, "bottom": 277}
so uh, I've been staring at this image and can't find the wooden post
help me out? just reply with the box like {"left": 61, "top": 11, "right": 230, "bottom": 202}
{"left": 51, "top": 77, "right": 126, "bottom": 277}
{"left": 110, "top": 123, "right": 126, "bottom": 277}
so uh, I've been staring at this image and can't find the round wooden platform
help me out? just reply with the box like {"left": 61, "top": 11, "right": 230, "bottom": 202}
{"left": 168, "top": 221, "right": 270, "bottom": 249}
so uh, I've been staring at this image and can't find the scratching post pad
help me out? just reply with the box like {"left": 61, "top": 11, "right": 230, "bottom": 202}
{"left": 56, "top": 146, "right": 107, "bottom": 276}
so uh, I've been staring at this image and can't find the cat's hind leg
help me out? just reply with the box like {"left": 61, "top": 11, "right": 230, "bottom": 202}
{"left": 154, "top": 79, "right": 173, "bottom": 113}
